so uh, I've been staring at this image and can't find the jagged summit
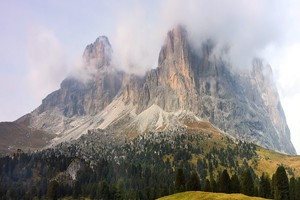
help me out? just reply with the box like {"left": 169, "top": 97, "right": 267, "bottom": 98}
{"left": 158, "top": 25, "right": 188, "bottom": 65}
{"left": 8, "top": 26, "right": 296, "bottom": 155}
{"left": 83, "top": 36, "right": 112, "bottom": 68}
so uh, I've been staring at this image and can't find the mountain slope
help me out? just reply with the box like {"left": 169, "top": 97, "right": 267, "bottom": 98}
{"left": 8, "top": 25, "right": 296, "bottom": 154}
{"left": 1, "top": 118, "right": 300, "bottom": 199}
{"left": 57, "top": 120, "right": 300, "bottom": 177}
{"left": 0, "top": 121, "right": 54, "bottom": 155}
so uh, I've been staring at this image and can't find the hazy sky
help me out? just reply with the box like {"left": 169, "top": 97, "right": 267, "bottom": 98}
{"left": 1, "top": 0, "right": 300, "bottom": 154}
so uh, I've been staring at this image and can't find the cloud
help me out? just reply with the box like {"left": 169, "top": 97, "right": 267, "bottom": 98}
{"left": 110, "top": 1, "right": 166, "bottom": 75}
{"left": 67, "top": 57, "right": 99, "bottom": 84}
{"left": 107, "top": 0, "right": 293, "bottom": 73}
{"left": 281, "top": 94, "right": 300, "bottom": 154}
{"left": 160, "top": 0, "right": 289, "bottom": 69}
{"left": 26, "top": 26, "right": 70, "bottom": 100}
{"left": 275, "top": 44, "right": 300, "bottom": 154}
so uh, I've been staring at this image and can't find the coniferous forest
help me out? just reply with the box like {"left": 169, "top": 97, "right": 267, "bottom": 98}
{"left": 0, "top": 130, "right": 299, "bottom": 200}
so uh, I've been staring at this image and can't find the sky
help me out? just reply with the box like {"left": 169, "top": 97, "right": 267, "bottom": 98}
{"left": 0, "top": 0, "right": 300, "bottom": 154}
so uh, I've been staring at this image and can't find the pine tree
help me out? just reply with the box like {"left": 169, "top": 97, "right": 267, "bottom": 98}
{"left": 211, "top": 178, "right": 218, "bottom": 192}
{"left": 274, "top": 166, "right": 289, "bottom": 200}
{"left": 99, "top": 181, "right": 110, "bottom": 200}
{"left": 230, "top": 173, "right": 240, "bottom": 193}
{"left": 241, "top": 168, "right": 254, "bottom": 196}
{"left": 72, "top": 180, "right": 81, "bottom": 198}
{"left": 271, "top": 174, "right": 276, "bottom": 199}
{"left": 295, "top": 178, "right": 300, "bottom": 200}
{"left": 204, "top": 179, "right": 211, "bottom": 192}
{"left": 186, "top": 171, "right": 201, "bottom": 191}
{"left": 47, "top": 180, "right": 59, "bottom": 200}
{"left": 259, "top": 173, "right": 271, "bottom": 198}
{"left": 219, "top": 169, "right": 230, "bottom": 193}
{"left": 175, "top": 168, "right": 185, "bottom": 192}
{"left": 289, "top": 177, "right": 296, "bottom": 200}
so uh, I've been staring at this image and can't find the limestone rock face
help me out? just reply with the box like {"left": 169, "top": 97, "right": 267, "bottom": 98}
{"left": 25, "top": 36, "right": 124, "bottom": 135}
{"left": 38, "top": 36, "right": 124, "bottom": 117}
{"left": 83, "top": 36, "right": 112, "bottom": 68}
{"left": 66, "top": 159, "right": 85, "bottom": 180}
{"left": 134, "top": 26, "right": 294, "bottom": 154}
{"left": 137, "top": 26, "right": 197, "bottom": 112}
{"left": 16, "top": 26, "right": 296, "bottom": 154}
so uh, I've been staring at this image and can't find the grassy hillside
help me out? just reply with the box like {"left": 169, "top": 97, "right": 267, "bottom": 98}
{"left": 171, "top": 120, "right": 300, "bottom": 178}
{"left": 255, "top": 147, "right": 300, "bottom": 177}
{"left": 0, "top": 122, "right": 54, "bottom": 155}
{"left": 158, "top": 191, "right": 269, "bottom": 200}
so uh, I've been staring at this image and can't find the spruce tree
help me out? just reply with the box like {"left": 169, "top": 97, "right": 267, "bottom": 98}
{"left": 219, "top": 169, "right": 230, "bottom": 193}
{"left": 211, "top": 178, "right": 218, "bottom": 192}
{"left": 241, "top": 168, "right": 254, "bottom": 196}
{"left": 175, "top": 168, "right": 185, "bottom": 192}
{"left": 99, "top": 181, "right": 110, "bottom": 200}
{"left": 295, "top": 178, "right": 300, "bottom": 200}
{"left": 259, "top": 173, "right": 271, "bottom": 198}
{"left": 47, "top": 180, "right": 59, "bottom": 200}
{"left": 186, "top": 171, "right": 201, "bottom": 191}
{"left": 274, "top": 166, "right": 289, "bottom": 200}
{"left": 289, "top": 177, "right": 296, "bottom": 200}
{"left": 204, "top": 179, "right": 211, "bottom": 192}
{"left": 230, "top": 173, "right": 240, "bottom": 193}
{"left": 271, "top": 174, "right": 276, "bottom": 199}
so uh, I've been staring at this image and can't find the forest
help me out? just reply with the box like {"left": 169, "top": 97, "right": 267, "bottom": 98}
{"left": 0, "top": 130, "right": 299, "bottom": 200}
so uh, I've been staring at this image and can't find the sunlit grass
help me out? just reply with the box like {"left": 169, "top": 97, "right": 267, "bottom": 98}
{"left": 158, "top": 191, "right": 270, "bottom": 200}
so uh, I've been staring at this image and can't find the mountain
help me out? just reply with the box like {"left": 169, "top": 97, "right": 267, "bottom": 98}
{"left": 2, "top": 25, "right": 295, "bottom": 154}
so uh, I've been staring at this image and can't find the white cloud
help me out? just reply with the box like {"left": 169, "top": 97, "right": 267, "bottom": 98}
{"left": 26, "top": 26, "right": 69, "bottom": 100}
{"left": 108, "top": 0, "right": 292, "bottom": 74}
{"left": 281, "top": 94, "right": 300, "bottom": 154}
{"left": 275, "top": 44, "right": 300, "bottom": 154}
{"left": 110, "top": 1, "right": 165, "bottom": 75}
{"left": 159, "top": 0, "right": 289, "bottom": 69}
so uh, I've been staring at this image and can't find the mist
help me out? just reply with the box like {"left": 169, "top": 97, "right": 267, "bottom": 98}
{"left": 108, "top": 0, "right": 289, "bottom": 74}
{"left": 26, "top": 26, "right": 69, "bottom": 99}
{"left": 26, "top": 0, "right": 291, "bottom": 85}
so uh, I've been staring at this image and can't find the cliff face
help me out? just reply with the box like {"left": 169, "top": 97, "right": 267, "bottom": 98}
{"left": 18, "top": 26, "right": 295, "bottom": 154}
{"left": 136, "top": 26, "right": 197, "bottom": 112}
{"left": 132, "top": 26, "right": 294, "bottom": 154}
{"left": 37, "top": 36, "right": 124, "bottom": 117}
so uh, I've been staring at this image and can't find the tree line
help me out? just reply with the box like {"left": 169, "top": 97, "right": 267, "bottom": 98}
{"left": 175, "top": 166, "right": 300, "bottom": 200}
{"left": 0, "top": 131, "right": 299, "bottom": 199}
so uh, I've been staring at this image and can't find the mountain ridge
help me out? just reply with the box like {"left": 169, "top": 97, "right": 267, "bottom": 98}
{"left": 2, "top": 25, "right": 296, "bottom": 154}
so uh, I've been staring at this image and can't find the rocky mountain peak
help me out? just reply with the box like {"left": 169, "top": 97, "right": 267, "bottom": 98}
{"left": 147, "top": 25, "right": 196, "bottom": 112}
{"left": 34, "top": 35, "right": 122, "bottom": 119}
{"left": 251, "top": 58, "right": 274, "bottom": 89}
{"left": 82, "top": 36, "right": 112, "bottom": 69}
{"left": 158, "top": 25, "right": 188, "bottom": 65}
{"left": 12, "top": 26, "right": 296, "bottom": 155}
